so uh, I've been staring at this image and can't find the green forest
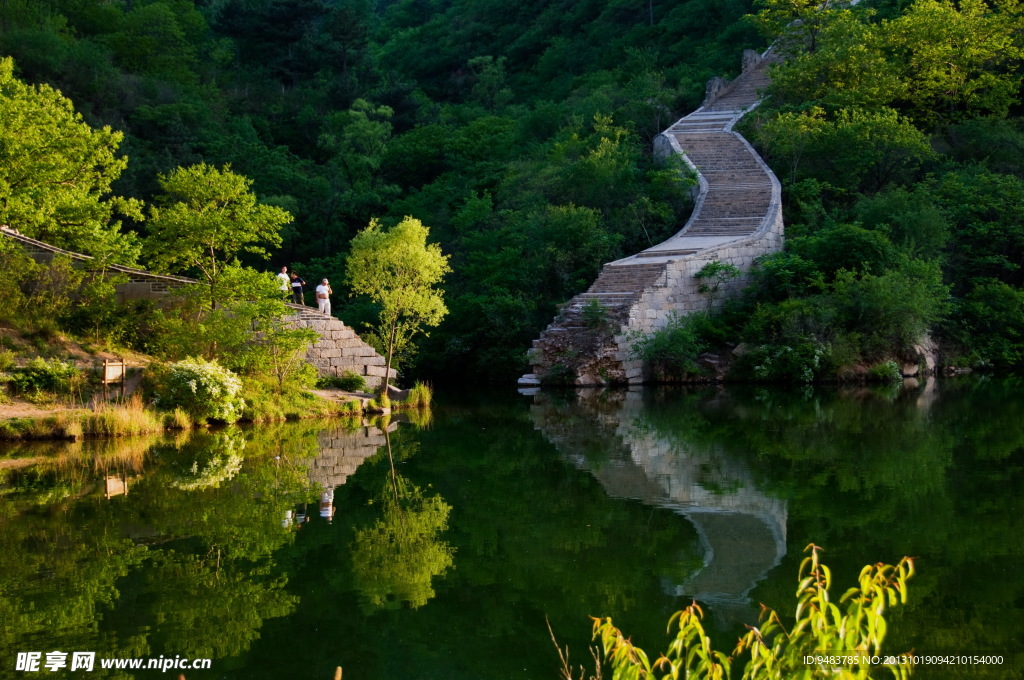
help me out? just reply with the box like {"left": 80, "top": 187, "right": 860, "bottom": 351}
{"left": 0, "top": 0, "right": 1022, "bottom": 383}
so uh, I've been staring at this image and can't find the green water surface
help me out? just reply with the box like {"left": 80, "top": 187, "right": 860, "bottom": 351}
{"left": 1, "top": 377, "right": 1022, "bottom": 679}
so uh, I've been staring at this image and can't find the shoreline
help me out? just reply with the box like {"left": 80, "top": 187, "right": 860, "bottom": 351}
{"left": 0, "top": 388, "right": 422, "bottom": 443}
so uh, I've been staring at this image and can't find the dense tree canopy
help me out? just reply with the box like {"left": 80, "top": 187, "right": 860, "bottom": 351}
{"left": 0, "top": 57, "right": 140, "bottom": 261}
{"left": 145, "top": 163, "right": 291, "bottom": 291}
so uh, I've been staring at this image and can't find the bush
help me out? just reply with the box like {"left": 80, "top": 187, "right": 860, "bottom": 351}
{"left": 155, "top": 358, "right": 245, "bottom": 424}
{"left": 868, "top": 360, "right": 903, "bottom": 383}
{"left": 736, "top": 342, "right": 828, "bottom": 383}
{"left": 0, "top": 349, "right": 14, "bottom": 373}
{"left": 630, "top": 312, "right": 714, "bottom": 379}
{"left": 9, "top": 357, "right": 83, "bottom": 399}
{"left": 830, "top": 259, "right": 948, "bottom": 357}
{"left": 317, "top": 370, "right": 367, "bottom": 392}
{"left": 581, "top": 299, "right": 608, "bottom": 328}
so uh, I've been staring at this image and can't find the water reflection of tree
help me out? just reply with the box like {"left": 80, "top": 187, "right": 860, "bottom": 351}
{"left": 637, "top": 380, "right": 1024, "bottom": 677}
{"left": 0, "top": 423, "right": 326, "bottom": 667}
{"left": 349, "top": 428, "right": 455, "bottom": 613}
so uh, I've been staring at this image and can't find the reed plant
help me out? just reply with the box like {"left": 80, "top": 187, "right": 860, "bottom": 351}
{"left": 405, "top": 381, "right": 433, "bottom": 408}
{"left": 163, "top": 407, "right": 193, "bottom": 430}
{"left": 82, "top": 394, "right": 163, "bottom": 437}
{"left": 50, "top": 411, "right": 84, "bottom": 441}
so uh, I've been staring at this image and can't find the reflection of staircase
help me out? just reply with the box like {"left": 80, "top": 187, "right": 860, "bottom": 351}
{"left": 530, "top": 389, "right": 787, "bottom": 627}
{"left": 306, "top": 421, "right": 396, "bottom": 491}
{"left": 522, "top": 50, "right": 784, "bottom": 387}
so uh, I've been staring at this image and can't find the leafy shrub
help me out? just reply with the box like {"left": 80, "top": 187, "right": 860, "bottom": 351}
{"left": 541, "top": 362, "right": 575, "bottom": 385}
{"left": 737, "top": 342, "right": 827, "bottom": 383}
{"left": 589, "top": 545, "right": 914, "bottom": 680}
{"left": 868, "top": 360, "right": 903, "bottom": 383}
{"left": 694, "top": 260, "right": 741, "bottom": 304}
{"left": 0, "top": 349, "right": 14, "bottom": 373}
{"left": 830, "top": 260, "right": 948, "bottom": 357}
{"left": 317, "top": 370, "right": 367, "bottom": 392}
{"left": 630, "top": 312, "right": 713, "bottom": 379}
{"left": 581, "top": 299, "right": 608, "bottom": 329}
{"left": 953, "top": 280, "right": 1024, "bottom": 368}
{"left": 9, "top": 357, "right": 82, "bottom": 398}
{"left": 155, "top": 358, "right": 245, "bottom": 423}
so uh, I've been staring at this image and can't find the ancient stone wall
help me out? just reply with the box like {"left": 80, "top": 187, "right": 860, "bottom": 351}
{"left": 0, "top": 225, "right": 194, "bottom": 301}
{"left": 522, "top": 49, "right": 784, "bottom": 386}
{"left": 288, "top": 309, "right": 397, "bottom": 389}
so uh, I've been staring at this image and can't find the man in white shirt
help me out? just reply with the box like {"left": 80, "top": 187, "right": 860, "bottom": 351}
{"left": 316, "top": 278, "right": 333, "bottom": 315}
{"left": 276, "top": 266, "right": 290, "bottom": 297}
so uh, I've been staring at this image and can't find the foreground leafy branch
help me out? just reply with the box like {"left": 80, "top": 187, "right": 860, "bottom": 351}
{"left": 592, "top": 545, "right": 915, "bottom": 679}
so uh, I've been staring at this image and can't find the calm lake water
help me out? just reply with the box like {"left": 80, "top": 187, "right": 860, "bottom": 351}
{"left": 1, "top": 378, "right": 1022, "bottom": 679}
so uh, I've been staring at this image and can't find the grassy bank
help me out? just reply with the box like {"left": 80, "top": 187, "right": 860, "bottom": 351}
{"left": 0, "top": 385, "right": 433, "bottom": 442}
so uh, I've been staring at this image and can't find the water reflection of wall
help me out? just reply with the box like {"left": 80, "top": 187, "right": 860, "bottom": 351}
{"left": 307, "top": 422, "right": 396, "bottom": 491}
{"left": 530, "top": 389, "right": 787, "bottom": 626}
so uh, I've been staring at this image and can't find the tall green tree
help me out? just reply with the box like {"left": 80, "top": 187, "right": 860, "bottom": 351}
{"left": 145, "top": 163, "right": 291, "bottom": 306}
{"left": 0, "top": 57, "right": 142, "bottom": 262}
{"left": 345, "top": 216, "right": 451, "bottom": 392}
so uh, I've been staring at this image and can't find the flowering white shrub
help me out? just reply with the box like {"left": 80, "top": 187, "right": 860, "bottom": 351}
{"left": 157, "top": 357, "right": 245, "bottom": 423}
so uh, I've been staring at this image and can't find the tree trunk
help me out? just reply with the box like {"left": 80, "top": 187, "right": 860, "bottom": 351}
{"left": 384, "top": 319, "right": 398, "bottom": 395}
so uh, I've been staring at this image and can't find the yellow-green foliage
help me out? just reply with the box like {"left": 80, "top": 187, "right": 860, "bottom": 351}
{"left": 0, "top": 414, "right": 87, "bottom": 440}
{"left": 239, "top": 376, "right": 351, "bottom": 422}
{"left": 592, "top": 545, "right": 915, "bottom": 680}
{"left": 82, "top": 395, "right": 163, "bottom": 437}
{"left": 162, "top": 407, "right": 193, "bottom": 430}
{"left": 50, "top": 412, "right": 84, "bottom": 441}
{"left": 405, "top": 381, "right": 433, "bottom": 408}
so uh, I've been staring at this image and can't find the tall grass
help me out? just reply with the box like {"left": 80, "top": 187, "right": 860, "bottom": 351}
{"left": 50, "top": 411, "right": 84, "bottom": 440}
{"left": 163, "top": 407, "right": 193, "bottom": 430}
{"left": 82, "top": 394, "right": 163, "bottom": 437}
{"left": 404, "top": 382, "right": 433, "bottom": 408}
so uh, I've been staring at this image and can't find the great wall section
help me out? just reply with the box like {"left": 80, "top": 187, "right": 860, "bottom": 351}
{"left": 0, "top": 226, "right": 395, "bottom": 389}
{"left": 521, "top": 50, "right": 783, "bottom": 387}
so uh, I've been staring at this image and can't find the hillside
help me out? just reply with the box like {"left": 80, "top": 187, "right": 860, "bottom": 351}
{"left": 1, "top": 0, "right": 1022, "bottom": 382}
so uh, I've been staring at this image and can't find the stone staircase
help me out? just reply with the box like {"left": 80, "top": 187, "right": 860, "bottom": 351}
{"left": 286, "top": 305, "right": 396, "bottom": 389}
{"left": 521, "top": 50, "right": 784, "bottom": 386}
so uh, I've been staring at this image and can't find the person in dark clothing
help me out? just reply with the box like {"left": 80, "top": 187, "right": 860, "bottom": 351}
{"left": 290, "top": 272, "right": 307, "bottom": 305}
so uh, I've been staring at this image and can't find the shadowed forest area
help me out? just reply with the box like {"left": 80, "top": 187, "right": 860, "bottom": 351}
{"left": 0, "top": 0, "right": 1022, "bottom": 383}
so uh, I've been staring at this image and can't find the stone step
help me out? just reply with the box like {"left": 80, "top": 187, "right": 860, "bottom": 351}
{"left": 636, "top": 249, "right": 698, "bottom": 258}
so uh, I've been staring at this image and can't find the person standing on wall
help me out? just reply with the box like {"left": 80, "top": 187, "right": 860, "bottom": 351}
{"left": 316, "top": 278, "right": 333, "bottom": 316}
{"left": 290, "top": 271, "right": 307, "bottom": 305}
{"left": 276, "top": 266, "right": 290, "bottom": 299}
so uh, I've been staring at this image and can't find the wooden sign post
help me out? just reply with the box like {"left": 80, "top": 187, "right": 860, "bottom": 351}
{"left": 101, "top": 358, "right": 126, "bottom": 401}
